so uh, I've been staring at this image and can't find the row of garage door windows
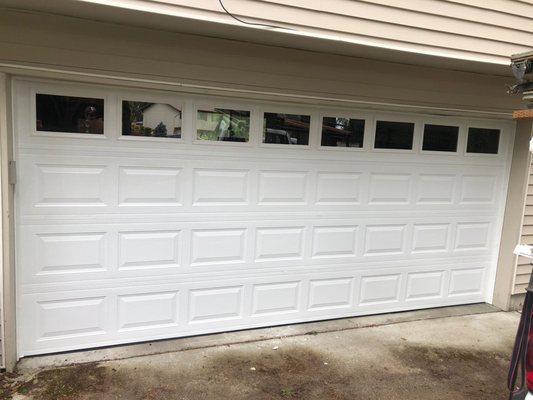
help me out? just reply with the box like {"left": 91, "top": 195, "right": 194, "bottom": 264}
{"left": 35, "top": 93, "right": 500, "bottom": 155}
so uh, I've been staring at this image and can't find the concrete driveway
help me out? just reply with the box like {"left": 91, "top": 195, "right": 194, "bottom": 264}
{"left": 2, "top": 305, "right": 520, "bottom": 400}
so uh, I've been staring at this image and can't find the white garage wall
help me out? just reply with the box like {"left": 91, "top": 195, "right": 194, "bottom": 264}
{"left": 13, "top": 79, "right": 514, "bottom": 356}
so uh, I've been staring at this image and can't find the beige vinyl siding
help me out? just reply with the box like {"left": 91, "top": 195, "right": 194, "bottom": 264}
{"left": 132, "top": 0, "right": 533, "bottom": 64}
{"left": 514, "top": 158, "right": 533, "bottom": 294}
{"left": 0, "top": 9, "right": 523, "bottom": 115}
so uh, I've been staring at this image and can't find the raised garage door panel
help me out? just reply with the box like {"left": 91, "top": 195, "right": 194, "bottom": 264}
{"left": 14, "top": 80, "right": 512, "bottom": 356}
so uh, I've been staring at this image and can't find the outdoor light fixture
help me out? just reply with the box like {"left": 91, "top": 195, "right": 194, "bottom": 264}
{"left": 509, "top": 51, "right": 533, "bottom": 98}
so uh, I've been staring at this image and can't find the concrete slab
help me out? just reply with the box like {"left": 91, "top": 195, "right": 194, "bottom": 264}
{"left": 2, "top": 304, "right": 520, "bottom": 400}
{"left": 0, "top": 305, "right": 520, "bottom": 400}
{"left": 17, "top": 303, "right": 498, "bottom": 372}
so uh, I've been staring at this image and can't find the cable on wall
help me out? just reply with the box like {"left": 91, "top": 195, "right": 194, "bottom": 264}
{"left": 217, "top": 0, "right": 294, "bottom": 30}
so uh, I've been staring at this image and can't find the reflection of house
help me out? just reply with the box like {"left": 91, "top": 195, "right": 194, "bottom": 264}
{"left": 142, "top": 103, "right": 182, "bottom": 133}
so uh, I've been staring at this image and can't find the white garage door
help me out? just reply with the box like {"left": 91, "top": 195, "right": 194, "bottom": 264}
{"left": 14, "top": 79, "right": 513, "bottom": 356}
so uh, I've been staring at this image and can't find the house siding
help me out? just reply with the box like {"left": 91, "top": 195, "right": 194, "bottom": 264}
{"left": 126, "top": 0, "right": 533, "bottom": 64}
{"left": 0, "top": 9, "right": 523, "bottom": 114}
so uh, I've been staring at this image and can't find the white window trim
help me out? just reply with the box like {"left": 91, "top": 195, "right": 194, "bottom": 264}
{"left": 30, "top": 84, "right": 110, "bottom": 140}
{"left": 371, "top": 114, "right": 422, "bottom": 154}
{"left": 117, "top": 93, "right": 185, "bottom": 143}
{"left": 259, "top": 107, "right": 314, "bottom": 150}
{"left": 19, "top": 79, "right": 514, "bottom": 167}
{"left": 419, "top": 117, "right": 465, "bottom": 156}
{"left": 317, "top": 112, "right": 372, "bottom": 152}
{"left": 464, "top": 123, "right": 503, "bottom": 157}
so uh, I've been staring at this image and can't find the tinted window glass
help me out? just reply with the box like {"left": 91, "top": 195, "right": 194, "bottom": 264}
{"left": 122, "top": 101, "right": 182, "bottom": 138}
{"left": 36, "top": 94, "right": 104, "bottom": 134}
{"left": 422, "top": 124, "right": 459, "bottom": 152}
{"left": 197, "top": 108, "right": 250, "bottom": 142}
{"left": 467, "top": 127, "right": 500, "bottom": 154}
{"left": 263, "top": 113, "right": 310, "bottom": 145}
{"left": 321, "top": 117, "right": 365, "bottom": 148}
{"left": 374, "top": 120, "right": 414, "bottom": 150}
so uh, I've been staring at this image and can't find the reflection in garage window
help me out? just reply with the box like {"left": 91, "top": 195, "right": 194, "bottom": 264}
{"left": 122, "top": 101, "right": 182, "bottom": 138}
{"left": 374, "top": 120, "right": 414, "bottom": 150}
{"left": 36, "top": 93, "right": 104, "bottom": 134}
{"left": 422, "top": 124, "right": 459, "bottom": 152}
{"left": 196, "top": 108, "right": 250, "bottom": 142}
{"left": 467, "top": 127, "right": 500, "bottom": 154}
{"left": 263, "top": 113, "right": 310, "bottom": 145}
{"left": 321, "top": 117, "right": 364, "bottom": 148}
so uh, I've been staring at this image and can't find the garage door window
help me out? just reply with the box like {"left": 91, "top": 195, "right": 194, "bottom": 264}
{"left": 36, "top": 93, "right": 104, "bottom": 135}
{"left": 321, "top": 117, "right": 365, "bottom": 148}
{"left": 466, "top": 127, "right": 500, "bottom": 154}
{"left": 122, "top": 101, "right": 182, "bottom": 138}
{"left": 422, "top": 124, "right": 459, "bottom": 152}
{"left": 374, "top": 120, "right": 414, "bottom": 150}
{"left": 197, "top": 108, "right": 250, "bottom": 142}
{"left": 263, "top": 112, "right": 310, "bottom": 145}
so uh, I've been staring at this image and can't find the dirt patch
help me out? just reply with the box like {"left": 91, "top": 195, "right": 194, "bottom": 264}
{"left": 192, "top": 346, "right": 355, "bottom": 400}
{"left": 8, "top": 343, "right": 513, "bottom": 399}
{"left": 175, "top": 344, "right": 512, "bottom": 400}
{"left": 0, "top": 371, "right": 20, "bottom": 400}
{"left": 15, "top": 363, "right": 107, "bottom": 400}
{"left": 392, "top": 344, "right": 511, "bottom": 399}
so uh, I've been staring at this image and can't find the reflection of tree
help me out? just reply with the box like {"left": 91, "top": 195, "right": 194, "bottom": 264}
{"left": 51, "top": 96, "right": 75, "bottom": 129}
{"left": 334, "top": 117, "right": 350, "bottom": 130}
{"left": 122, "top": 101, "right": 155, "bottom": 136}
{"left": 216, "top": 109, "right": 249, "bottom": 140}
{"left": 197, "top": 109, "right": 250, "bottom": 141}
{"left": 153, "top": 122, "right": 167, "bottom": 137}
{"left": 122, "top": 101, "right": 132, "bottom": 135}
{"left": 128, "top": 101, "right": 146, "bottom": 124}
